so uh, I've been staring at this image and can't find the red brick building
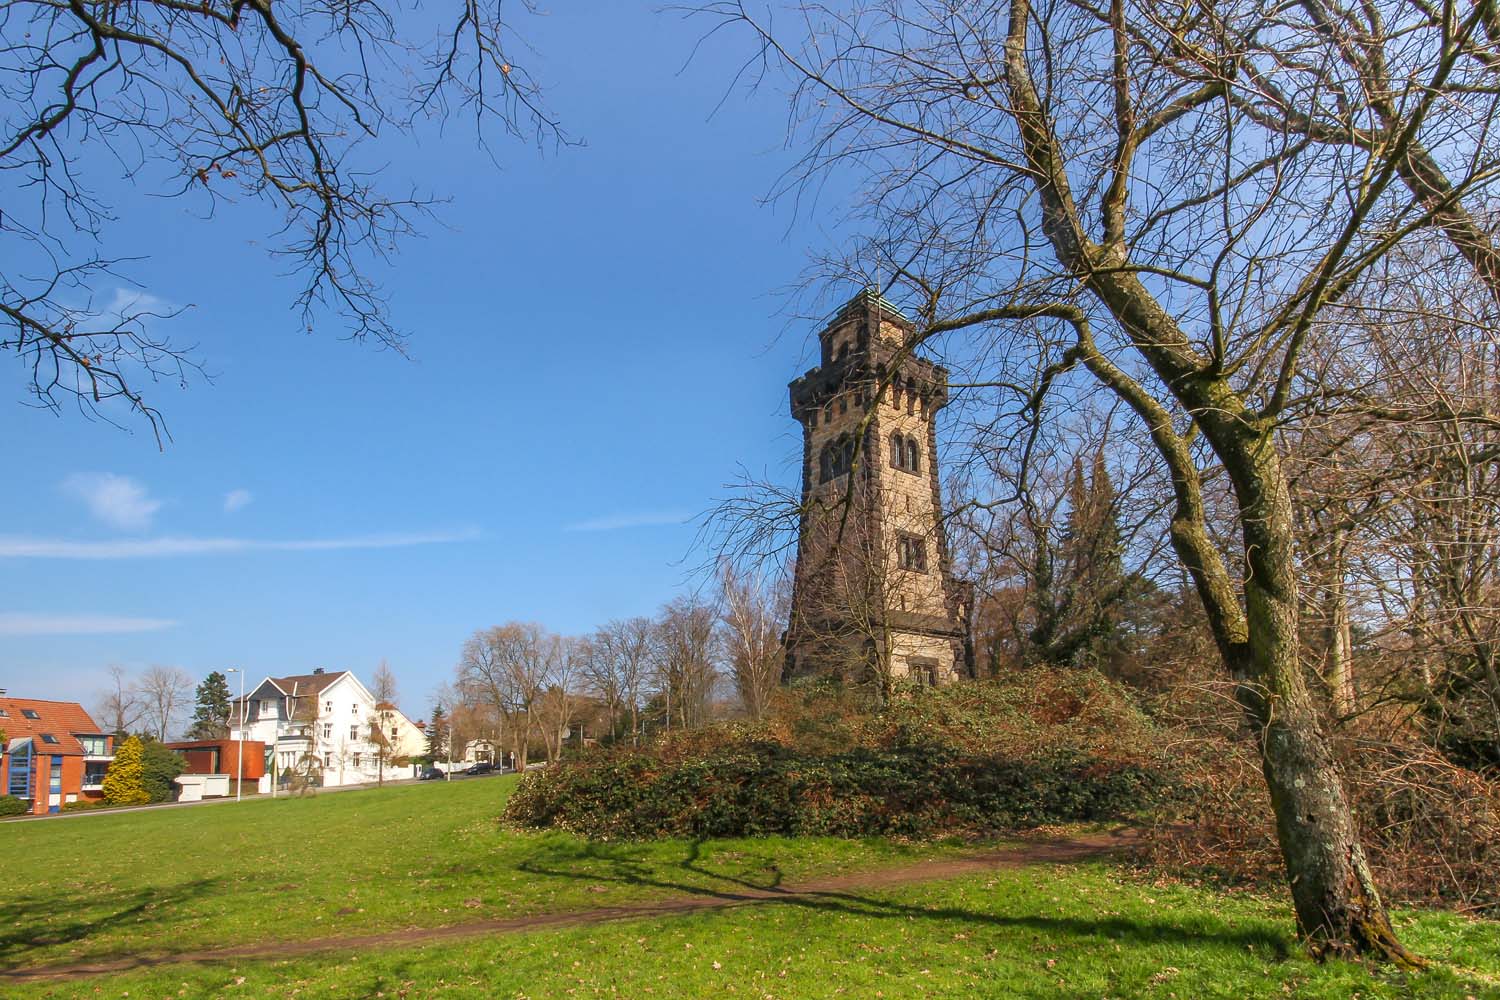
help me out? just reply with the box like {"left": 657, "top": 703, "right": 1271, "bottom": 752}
{"left": 0, "top": 697, "right": 114, "bottom": 815}
{"left": 165, "top": 739, "right": 266, "bottom": 784}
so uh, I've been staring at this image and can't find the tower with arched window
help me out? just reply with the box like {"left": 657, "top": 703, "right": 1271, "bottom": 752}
{"left": 784, "top": 288, "right": 972, "bottom": 688}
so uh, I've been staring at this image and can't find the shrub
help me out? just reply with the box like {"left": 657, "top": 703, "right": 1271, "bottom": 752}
{"left": 505, "top": 670, "right": 1178, "bottom": 841}
{"left": 62, "top": 799, "right": 109, "bottom": 812}
{"left": 102, "top": 735, "right": 151, "bottom": 805}
{"left": 1133, "top": 672, "right": 1500, "bottom": 915}
{"left": 141, "top": 739, "right": 187, "bottom": 802}
{"left": 0, "top": 794, "right": 27, "bottom": 817}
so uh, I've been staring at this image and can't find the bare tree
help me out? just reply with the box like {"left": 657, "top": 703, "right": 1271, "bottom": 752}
{"left": 718, "top": 563, "right": 787, "bottom": 720}
{"left": 536, "top": 636, "right": 579, "bottom": 763}
{"left": 1, "top": 0, "right": 562, "bottom": 437}
{"left": 651, "top": 596, "right": 722, "bottom": 731}
{"left": 135, "top": 665, "right": 192, "bottom": 741}
{"left": 707, "top": 0, "right": 1500, "bottom": 960}
{"left": 587, "top": 617, "right": 655, "bottom": 744}
{"left": 367, "top": 660, "right": 400, "bottom": 786}
{"left": 457, "top": 623, "right": 551, "bottom": 769}
{"left": 95, "top": 665, "right": 142, "bottom": 738}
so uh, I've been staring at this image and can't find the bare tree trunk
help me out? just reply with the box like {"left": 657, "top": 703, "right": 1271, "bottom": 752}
{"left": 1324, "top": 529, "right": 1356, "bottom": 718}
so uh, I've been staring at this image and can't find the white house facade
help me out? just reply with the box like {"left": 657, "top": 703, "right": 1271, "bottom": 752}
{"left": 229, "top": 669, "right": 423, "bottom": 788}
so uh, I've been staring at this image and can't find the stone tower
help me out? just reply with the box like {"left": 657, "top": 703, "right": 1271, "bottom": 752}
{"left": 784, "top": 289, "right": 972, "bottom": 687}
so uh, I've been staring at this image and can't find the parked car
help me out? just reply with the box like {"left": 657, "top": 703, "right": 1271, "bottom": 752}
{"left": 418, "top": 767, "right": 444, "bottom": 781}
{"left": 464, "top": 761, "right": 495, "bottom": 776}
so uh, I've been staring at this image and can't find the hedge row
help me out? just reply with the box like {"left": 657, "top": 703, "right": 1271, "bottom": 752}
{"left": 504, "top": 738, "right": 1171, "bottom": 840}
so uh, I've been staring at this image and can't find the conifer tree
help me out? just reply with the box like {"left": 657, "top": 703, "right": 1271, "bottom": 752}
{"left": 187, "top": 671, "right": 232, "bottom": 740}
{"left": 102, "top": 736, "right": 151, "bottom": 806}
{"left": 427, "top": 705, "right": 449, "bottom": 762}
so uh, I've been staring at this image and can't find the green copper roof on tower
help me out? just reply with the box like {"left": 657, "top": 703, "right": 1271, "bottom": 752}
{"left": 832, "top": 286, "right": 913, "bottom": 326}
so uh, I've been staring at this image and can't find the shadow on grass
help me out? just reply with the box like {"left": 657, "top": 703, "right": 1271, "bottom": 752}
{"left": 0, "top": 877, "right": 222, "bottom": 972}
{"left": 514, "top": 838, "right": 1292, "bottom": 960}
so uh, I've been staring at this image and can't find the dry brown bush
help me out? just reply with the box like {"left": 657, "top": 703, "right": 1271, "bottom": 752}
{"left": 1139, "top": 675, "right": 1500, "bottom": 914}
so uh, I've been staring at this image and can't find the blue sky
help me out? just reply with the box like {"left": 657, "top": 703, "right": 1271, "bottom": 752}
{"left": 0, "top": 6, "right": 858, "bottom": 720}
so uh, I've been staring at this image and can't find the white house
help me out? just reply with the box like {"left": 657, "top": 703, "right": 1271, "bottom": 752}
{"left": 229, "top": 669, "right": 424, "bottom": 788}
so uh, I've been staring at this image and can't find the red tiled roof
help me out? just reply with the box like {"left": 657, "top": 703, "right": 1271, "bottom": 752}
{"left": 0, "top": 697, "right": 107, "bottom": 756}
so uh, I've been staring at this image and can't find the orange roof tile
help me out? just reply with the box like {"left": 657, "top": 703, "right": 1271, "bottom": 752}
{"left": 0, "top": 697, "right": 108, "bottom": 755}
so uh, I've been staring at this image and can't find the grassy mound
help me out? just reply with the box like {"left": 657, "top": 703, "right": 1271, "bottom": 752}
{"left": 505, "top": 669, "right": 1179, "bottom": 840}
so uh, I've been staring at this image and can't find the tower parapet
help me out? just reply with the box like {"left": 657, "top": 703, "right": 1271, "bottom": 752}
{"left": 784, "top": 289, "right": 972, "bottom": 688}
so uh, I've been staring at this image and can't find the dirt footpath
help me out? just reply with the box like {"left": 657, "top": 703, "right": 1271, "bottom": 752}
{"left": 3, "top": 828, "right": 1137, "bottom": 983}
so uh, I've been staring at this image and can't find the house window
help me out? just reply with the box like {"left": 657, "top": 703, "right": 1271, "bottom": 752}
{"left": 324, "top": 754, "right": 332, "bottom": 768}
{"left": 325, "top": 700, "right": 333, "bottom": 714}
{"left": 351, "top": 703, "right": 358, "bottom": 714}
{"left": 0, "top": 708, "right": 8, "bottom": 718}
{"left": 21, "top": 708, "right": 39, "bottom": 720}
{"left": 352, "top": 753, "right": 361, "bottom": 767}
{"left": 349, "top": 725, "right": 359, "bottom": 741}
{"left": 897, "top": 534, "right": 928, "bottom": 572}
{"left": 390, "top": 726, "right": 398, "bottom": 739}
{"left": 323, "top": 724, "right": 332, "bottom": 739}
{"left": 77, "top": 735, "right": 107, "bottom": 756}
{"left": 83, "top": 762, "right": 109, "bottom": 788}
{"left": 261, "top": 700, "right": 276, "bottom": 716}
{"left": 39, "top": 733, "right": 59, "bottom": 745}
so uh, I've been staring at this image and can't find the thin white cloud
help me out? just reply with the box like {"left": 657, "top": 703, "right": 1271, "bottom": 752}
{"left": 63, "top": 473, "right": 162, "bottom": 531}
{"left": 564, "top": 511, "right": 691, "bottom": 532}
{"left": 0, "top": 529, "right": 480, "bottom": 560}
{"left": 223, "top": 489, "right": 253, "bottom": 513}
{"left": 0, "top": 613, "right": 177, "bottom": 636}
{"left": 102, "top": 287, "right": 174, "bottom": 326}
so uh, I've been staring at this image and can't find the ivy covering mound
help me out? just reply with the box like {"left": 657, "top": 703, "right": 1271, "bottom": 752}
{"left": 505, "top": 669, "right": 1178, "bottom": 840}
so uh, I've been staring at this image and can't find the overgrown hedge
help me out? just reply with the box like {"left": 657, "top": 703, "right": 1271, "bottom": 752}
{"left": 505, "top": 670, "right": 1179, "bottom": 840}
{"left": 0, "top": 794, "right": 26, "bottom": 817}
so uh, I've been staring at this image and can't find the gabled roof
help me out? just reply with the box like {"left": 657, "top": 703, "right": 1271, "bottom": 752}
{"left": 233, "top": 670, "right": 353, "bottom": 707}
{"left": 270, "top": 671, "right": 351, "bottom": 698}
{"left": 0, "top": 697, "right": 108, "bottom": 756}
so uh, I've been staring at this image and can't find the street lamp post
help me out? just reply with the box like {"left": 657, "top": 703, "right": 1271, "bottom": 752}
{"left": 227, "top": 668, "right": 245, "bottom": 802}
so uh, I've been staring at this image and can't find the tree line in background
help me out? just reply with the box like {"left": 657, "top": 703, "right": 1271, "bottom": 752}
{"left": 436, "top": 565, "right": 784, "bottom": 768}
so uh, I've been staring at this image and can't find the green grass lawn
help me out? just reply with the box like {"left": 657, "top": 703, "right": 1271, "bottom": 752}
{"left": 4, "top": 774, "right": 1497, "bottom": 999}
{"left": 8, "top": 861, "right": 1499, "bottom": 999}
{"left": 1, "top": 775, "right": 960, "bottom": 971}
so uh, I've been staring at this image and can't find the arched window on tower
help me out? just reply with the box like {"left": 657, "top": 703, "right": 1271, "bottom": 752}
{"left": 819, "top": 444, "right": 834, "bottom": 484}
{"left": 906, "top": 437, "right": 921, "bottom": 474}
{"left": 890, "top": 432, "right": 903, "bottom": 469}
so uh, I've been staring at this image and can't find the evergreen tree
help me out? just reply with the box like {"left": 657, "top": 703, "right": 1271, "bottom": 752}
{"left": 187, "top": 671, "right": 232, "bottom": 740}
{"left": 1026, "top": 452, "right": 1130, "bottom": 667}
{"left": 140, "top": 739, "right": 187, "bottom": 802}
{"left": 101, "top": 735, "right": 151, "bottom": 805}
{"left": 426, "top": 705, "right": 449, "bottom": 761}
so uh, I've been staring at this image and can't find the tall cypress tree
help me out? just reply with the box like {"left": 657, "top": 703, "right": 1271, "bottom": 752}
{"left": 187, "top": 671, "right": 232, "bottom": 740}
